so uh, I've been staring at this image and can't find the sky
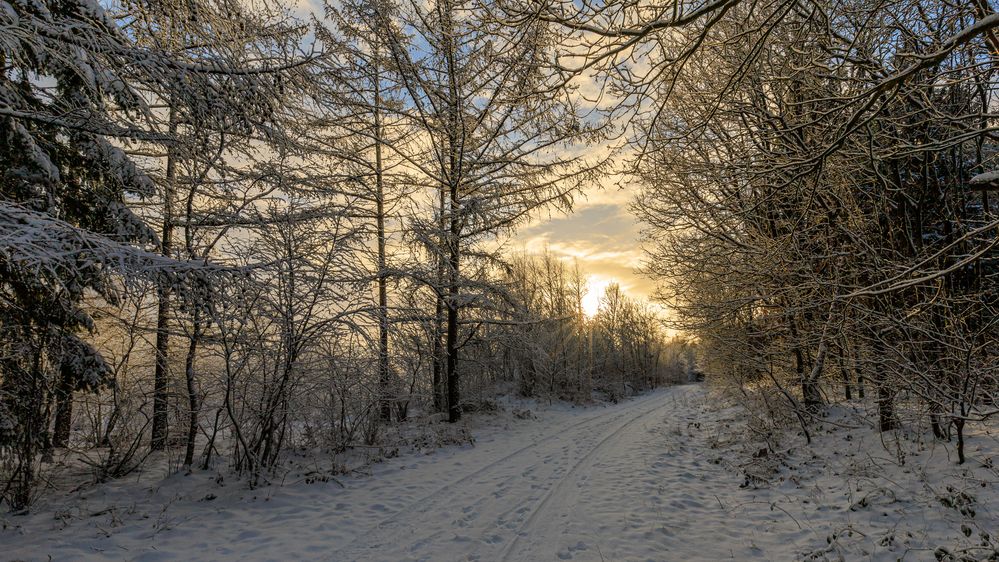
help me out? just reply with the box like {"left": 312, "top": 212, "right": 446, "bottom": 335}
{"left": 504, "top": 57, "right": 658, "bottom": 315}
{"left": 510, "top": 178, "right": 659, "bottom": 315}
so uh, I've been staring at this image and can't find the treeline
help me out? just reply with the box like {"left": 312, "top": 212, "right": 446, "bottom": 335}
{"left": 0, "top": 0, "right": 687, "bottom": 510}
{"left": 608, "top": 0, "right": 998, "bottom": 457}
{"left": 481, "top": 253, "right": 692, "bottom": 402}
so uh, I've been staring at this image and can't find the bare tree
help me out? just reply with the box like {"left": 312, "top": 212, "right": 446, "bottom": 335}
{"left": 376, "top": 0, "right": 606, "bottom": 421}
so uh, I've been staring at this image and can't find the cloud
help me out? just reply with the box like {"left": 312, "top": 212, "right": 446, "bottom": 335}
{"left": 511, "top": 203, "right": 659, "bottom": 301}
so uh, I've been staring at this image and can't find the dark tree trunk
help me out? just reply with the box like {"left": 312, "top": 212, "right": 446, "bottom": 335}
{"left": 442, "top": 0, "right": 462, "bottom": 425}
{"left": 445, "top": 266, "right": 460, "bottom": 423}
{"left": 851, "top": 344, "right": 866, "bottom": 399}
{"left": 183, "top": 317, "right": 202, "bottom": 468}
{"left": 151, "top": 109, "right": 177, "bottom": 452}
{"left": 151, "top": 289, "right": 171, "bottom": 452}
{"left": 954, "top": 417, "right": 966, "bottom": 464}
{"left": 52, "top": 372, "right": 74, "bottom": 449}
{"left": 837, "top": 353, "right": 852, "bottom": 401}
{"left": 790, "top": 318, "right": 822, "bottom": 412}
{"left": 870, "top": 330, "right": 896, "bottom": 432}
{"left": 432, "top": 298, "right": 445, "bottom": 413}
{"left": 373, "top": 59, "right": 392, "bottom": 424}
{"left": 877, "top": 382, "right": 896, "bottom": 432}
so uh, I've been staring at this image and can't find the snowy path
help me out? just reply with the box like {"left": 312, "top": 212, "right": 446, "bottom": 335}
{"left": 343, "top": 387, "right": 695, "bottom": 562}
{"left": 7, "top": 383, "right": 996, "bottom": 561}
{"left": 241, "top": 384, "right": 778, "bottom": 562}
{"left": 0, "top": 386, "right": 825, "bottom": 561}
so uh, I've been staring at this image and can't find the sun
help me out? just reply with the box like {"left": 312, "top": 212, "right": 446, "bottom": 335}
{"left": 581, "top": 276, "right": 613, "bottom": 318}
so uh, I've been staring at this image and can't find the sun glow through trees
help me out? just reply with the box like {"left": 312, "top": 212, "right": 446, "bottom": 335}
{"left": 581, "top": 275, "right": 613, "bottom": 318}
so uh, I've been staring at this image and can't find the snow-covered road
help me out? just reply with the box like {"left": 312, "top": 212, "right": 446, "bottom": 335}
{"left": 342, "top": 386, "right": 699, "bottom": 562}
{"left": 222, "top": 384, "right": 821, "bottom": 561}
{"left": 8, "top": 383, "right": 996, "bottom": 561}
{"left": 13, "top": 385, "right": 761, "bottom": 561}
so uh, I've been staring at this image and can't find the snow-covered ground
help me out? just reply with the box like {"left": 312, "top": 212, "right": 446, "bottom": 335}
{"left": 3, "top": 384, "right": 997, "bottom": 561}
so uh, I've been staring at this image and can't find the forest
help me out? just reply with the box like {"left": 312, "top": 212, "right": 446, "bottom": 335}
{"left": 1, "top": 0, "right": 997, "bottom": 559}
{"left": 0, "top": 0, "right": 694, "bottom": 511}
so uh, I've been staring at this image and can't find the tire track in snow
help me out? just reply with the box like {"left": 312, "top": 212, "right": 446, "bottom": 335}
{"left": 341, "top": 391, "right": 668, "bottom": 558}
{"left": 496, "top": 392, "right": 673, "bottom": 561}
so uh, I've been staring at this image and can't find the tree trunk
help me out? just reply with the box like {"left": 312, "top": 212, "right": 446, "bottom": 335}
{"left": 443, "top": 0, "right": 462, "bottom": 424}
{"left": 52, "top": 371, "right": 74, "bottom": 449}
{"left": 445, "top": 207, "right": 461, "bottom": 422}
{"left": 877, "top": 383, "right": 896, "bottom": 432}
{"left": 803, "top": 341, "right": 826, "bottom": 412}
{"left": 151, "top": 107, "right": 178, "bottom": 452}
{"left": 954, "top": 417, "right": 966, "bottom": 464}
{"left": 373, "top": 60, "right": 392, "bottom": 423}
{"left": 183, "top": 315, "right": 202, "bottom": 468}
{"left": 432, "top": 297, "right": 445, "bottom": 413}
{"left": 788, "top": 316, "right": 822, "bottom": 412}
{"left": 854, "top": 345, "right": 865, "bottom": 399}
{"left": 837, "top": 353, "right": 852, "bottom": 401}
